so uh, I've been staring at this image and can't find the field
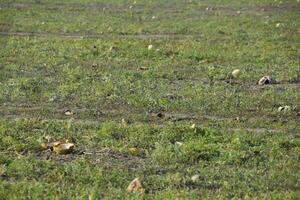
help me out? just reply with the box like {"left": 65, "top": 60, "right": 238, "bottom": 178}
{"left": 0, "top": 0, "right": 300, "bottom": 199}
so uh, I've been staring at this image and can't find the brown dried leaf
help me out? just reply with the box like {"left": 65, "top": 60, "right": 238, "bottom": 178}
{"left": 127, "top": 178, "right": 145, "bottom": 193}
{"left": 53, "top": 142, "right": 75, "bottom": 155}
{"left": 40, "top": 141, "right": 57, "bottom": 150}
{"left": 128, "top": 148, "right": 140, "bottom": 156}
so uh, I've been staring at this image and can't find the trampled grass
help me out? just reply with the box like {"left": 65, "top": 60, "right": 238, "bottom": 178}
{"left": 0, "top": 0, "right": 299, "bottom": 199}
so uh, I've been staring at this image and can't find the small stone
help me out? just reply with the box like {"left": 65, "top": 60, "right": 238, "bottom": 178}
{"left": 64, "top": 110, "right": 73, "bottom": 116}
{"left": 278, "top": 105, "right": 291, "bottom": 112}
{"left": 191, "top": 175, "right": 200, "bottom": 182}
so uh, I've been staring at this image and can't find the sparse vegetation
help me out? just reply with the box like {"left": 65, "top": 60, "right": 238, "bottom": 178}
{"left": 0, "top": 0, "right": 299, "bottom": 199}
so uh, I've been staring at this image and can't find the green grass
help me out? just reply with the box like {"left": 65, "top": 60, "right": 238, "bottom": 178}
{"left": 0, "top": 119, "right": 299, "bottom": 199}
{"left": 0, "top": 0, "right": 299, "bottom": 199}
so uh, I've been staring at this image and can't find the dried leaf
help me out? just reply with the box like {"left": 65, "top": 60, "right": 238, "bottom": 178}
{"left": 128, "top": 147, "right": 140, "bottom": 156}
{"left": 175, "top": 141, "right": 183, "bottom": 146}
{"left": 127, "top": 178, "right": 145, "bottom": 193}
{"left": 190, "top": 123, "right": 196, "bottom": 129}
{"left": 53, "top": 142, "right": 75, "bottom": 155}
{"left": 43, "top": 135, "right": 52, "bottom": 142}
{"left": 109, "top": 46, "right": 118, "bottom": 52}
{"left": 40, "top": 143, "right": 49, "bottom": 150}
{"left": 40, "top": 141, "right": 57, "bottom": 150}
{"left": 121, "top": 118, "right": 128, "bottom": 127}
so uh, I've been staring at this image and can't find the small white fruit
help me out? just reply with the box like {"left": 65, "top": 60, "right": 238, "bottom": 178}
{"left": 232, "top": 69, "right": 241, "bottom": 78}
{"left": 148, "top": 45, "right": 153, "bottom": 50}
